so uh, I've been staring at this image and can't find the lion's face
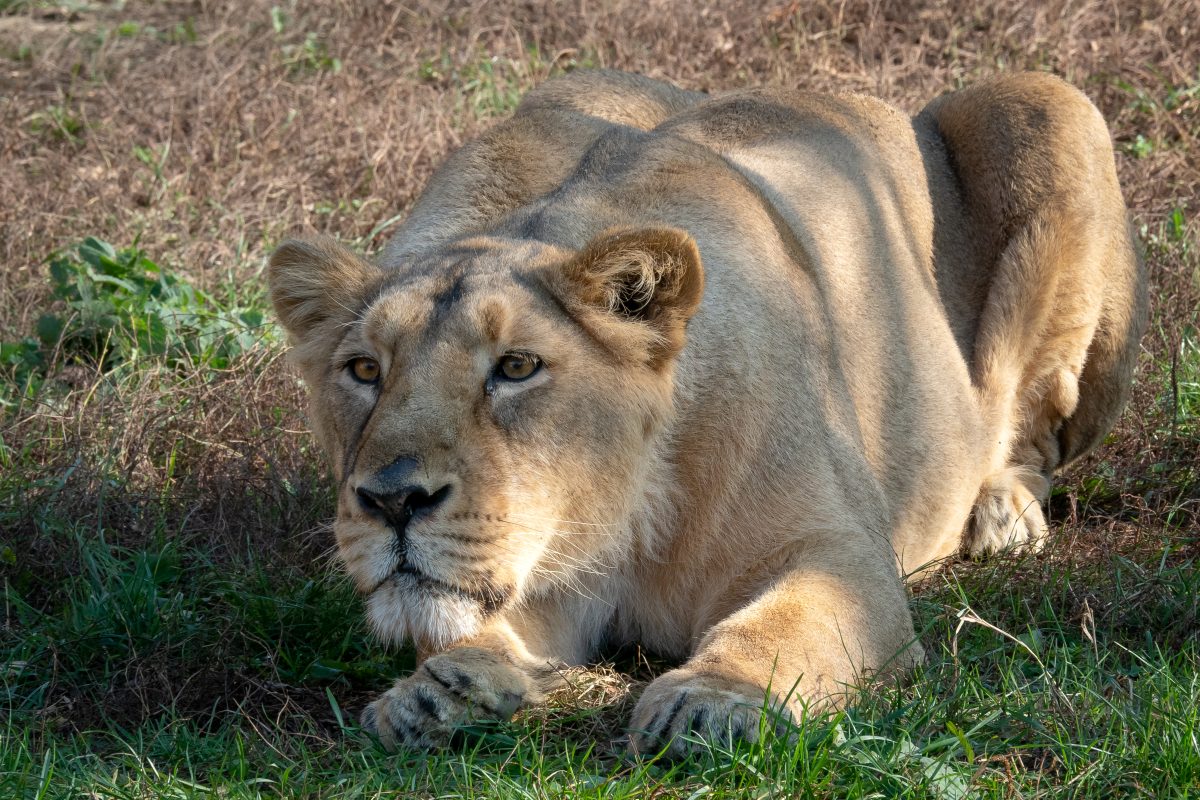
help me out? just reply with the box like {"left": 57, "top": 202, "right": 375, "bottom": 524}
{"left": 269, "top": 230, "right": 703, "bottom": 652}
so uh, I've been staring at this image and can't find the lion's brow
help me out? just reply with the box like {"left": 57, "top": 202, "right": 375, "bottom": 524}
{"left": 359, "top": 252, "right": 481, "bottom": 318}
{"left": 510, "top": 271, "right": 620, "bottom": 360}
{"left": 429, "top": 268, "right": 469, "bottom": 326}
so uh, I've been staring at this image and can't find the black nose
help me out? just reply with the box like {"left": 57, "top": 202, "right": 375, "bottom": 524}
{"left": 356, "top": 483, "right": 452, "bottom": 532}
{"left": 354, "top": 458, "right": 452, "bottom": 535}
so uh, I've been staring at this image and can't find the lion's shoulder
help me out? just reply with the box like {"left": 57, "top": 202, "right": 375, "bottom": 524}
{"left": 382, "top": 71, "right": 705, "bottom": 265}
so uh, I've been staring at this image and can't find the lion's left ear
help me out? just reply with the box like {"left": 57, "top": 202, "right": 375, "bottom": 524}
{"left": 558, "top": 226, "right": 705, "bottom": 367}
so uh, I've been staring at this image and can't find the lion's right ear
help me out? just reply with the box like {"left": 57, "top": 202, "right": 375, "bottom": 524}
{"left": 268, "top": 237, "right": 379, "bottom": 342}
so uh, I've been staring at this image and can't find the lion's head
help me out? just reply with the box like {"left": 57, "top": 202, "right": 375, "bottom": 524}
{"left": 269, "top": 229, "right": 703, "bottom": 652}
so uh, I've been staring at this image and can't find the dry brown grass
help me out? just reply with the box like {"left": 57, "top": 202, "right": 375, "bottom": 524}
{"left": 1, "top": 0, "right": 1197, "bottom": 739}
{"left": 3, "top": 1, "right": 1197, "bottom": 271}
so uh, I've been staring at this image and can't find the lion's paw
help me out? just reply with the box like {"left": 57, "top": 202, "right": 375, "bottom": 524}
{"left": 628, "top": 669, "right": 793, "bottom": 758}
{"left": 965, "top": 477, "right": 1048, "bottom": 558}
{"left": 360, "top": 648, "right": 530, "bottom": 751}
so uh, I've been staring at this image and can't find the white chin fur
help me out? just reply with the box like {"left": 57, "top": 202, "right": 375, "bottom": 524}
{"left": 366, "top": 573, "right": 484, "bottom": 651}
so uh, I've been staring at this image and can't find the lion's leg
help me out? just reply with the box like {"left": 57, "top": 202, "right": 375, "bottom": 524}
{"left": 965, "top": 466, "right": 1048, "bottom": 557}
{"left": 361, "top": 634, "right": 544, "bottom": 751}
{"left": 924, "top": 73, "right": 1144, "bottom": 556}
{"left": 360, "top": 598, "right": 604, "bottom": 750}
{"left": 961, "top": 203, "right": 1102, "bottom": 555}
{"left": 628, "top": 539, "right": 921, "bottom": 757}
{"left": 1054, "top": 221, "right": 1147, "bottom": 470}
{"left": 961, "top": 197, "right": 1142, "bottom": 556}
{"left": 960, "top": 200, "right": 1099, "bottom": 554}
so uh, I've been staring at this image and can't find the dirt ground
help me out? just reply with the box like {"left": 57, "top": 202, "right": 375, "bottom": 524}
{"left": 2, "top": 1, "right": 1197, "bottom": 280}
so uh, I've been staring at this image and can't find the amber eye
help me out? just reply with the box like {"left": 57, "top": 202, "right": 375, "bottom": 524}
{"left": 497, "top": 352, "right": 541, "bottom": 381}
{"left": 348, "top": 357, "right": 380, "bottom": 384}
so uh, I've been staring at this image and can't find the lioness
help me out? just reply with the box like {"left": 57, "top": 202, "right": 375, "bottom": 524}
{"left": 269, "top": 70, "right": 1145, "bottom": 755}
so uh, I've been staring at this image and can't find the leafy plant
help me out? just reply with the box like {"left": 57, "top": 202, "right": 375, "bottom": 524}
{"left": 1124, "top": 133, "right": 1154, "bottom": 158}
{"left": 1, "top": 237, "right": 276, "bottom": 407}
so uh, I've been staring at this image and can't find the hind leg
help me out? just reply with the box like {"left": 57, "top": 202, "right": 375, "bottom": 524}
{"left": 960, "top": 206, "right": 1102, "bottom": 556}
{"left": 965, "top": 467, "right": 1048, "bottom": 556}
{"left": 964, "top": 350, "right": 1090, "bottom": 556}
{"left": 962, "top": 220, "right": 1141, "bottom": 559}
{"left": 924, "top": 73, "right": 1146, "bottom": 557}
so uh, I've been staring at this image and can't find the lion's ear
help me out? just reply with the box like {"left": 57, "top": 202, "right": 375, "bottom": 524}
{"left": 268, "top": 237, "right": 379, "bottom": 342}
{"left": 560, "top": 226, "right": 705, "bottom": 365}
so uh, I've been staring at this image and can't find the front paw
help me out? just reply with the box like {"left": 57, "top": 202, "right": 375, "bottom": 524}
{"left": 628, "top": 668, "right": 794, "bottom": 758}
{"left": 360, "top": 647, "right": 531, "bottom": 751}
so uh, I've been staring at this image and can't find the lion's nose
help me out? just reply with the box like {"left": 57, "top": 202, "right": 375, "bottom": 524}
{"left": 356, "top": 483, "right": 452, "bottom": 532}
{"left": 355, "top": 457, "right": 453, "bottom": 535}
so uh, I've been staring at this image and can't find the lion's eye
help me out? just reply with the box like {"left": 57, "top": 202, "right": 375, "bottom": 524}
{"left": 348, "top": 357, "right": 381, "bottom": 384}
{"left": 497, "top": 352, "right": 541, "bottom": 381}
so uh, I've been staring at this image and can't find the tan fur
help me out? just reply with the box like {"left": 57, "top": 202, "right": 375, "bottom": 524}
{"left": 269, "top": 70, "right": 1145, "bottom": 756}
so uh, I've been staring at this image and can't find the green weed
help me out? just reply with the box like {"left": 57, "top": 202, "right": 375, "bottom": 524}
{"left": 133, "top": 142, "right": 171, "bottom": 199}
{"left": 3, "top": 42, "right": 33, "bottom": 62}
{"left": 0, "top": 238, "right": 277, "bottom": 409}
{"left": 282, "top": 32, "right": 342, "bottom": 75}
{"left": 1114, "top": 71, "right": 1200, "bottom": 158}
{"left": 27, "top": 104, "right": 84, "bottom": 143}
{"left": 1124, "top": 133, "right": 1154, "bottom": 158}
{"left": 93, "top": 17, "right": 198, "bottom": 45}
{"left": 1139, "top": 212, "right": 1200, "bottom": 441}
{"left": 271, "top": 8, "right": 341, "bottom": 75}
{"left": 420, "top": 46, "right": 595, "bottom": 121}
{"left": 1115, "top": 71, "right": 1200, "bottom": 118}
{"left": 164, "top": 17, "right": 198, "bottom": 44}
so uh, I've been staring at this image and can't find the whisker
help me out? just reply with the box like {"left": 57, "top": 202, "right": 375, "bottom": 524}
{"left": 540, "top": 543, "right": 614, "bottom": 576}
{"left": 529, "top": 564, "right": 609, "bottom": 604}
{"left": 456, "top": 531, "right": 605, "bottom": 567}
{"left": 498, "top": 514, "right": 618, "bottom": 529}
{"left": 435, "top": 524, "right": 615, "bottom": 578}
{"left": 494, "top": 519, "right": 609, "bottom": 536}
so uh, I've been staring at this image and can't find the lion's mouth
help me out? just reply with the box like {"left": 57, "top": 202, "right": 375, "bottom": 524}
{"left": 395, "top": 561, "right": 436, "bottom": 584}
{"left": 370, "top": 561, "right": 509, "bottom": 616}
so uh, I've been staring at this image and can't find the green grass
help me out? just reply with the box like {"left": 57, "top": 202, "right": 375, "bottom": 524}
{"left": 2, "top": 530, "right": 1197, "bottom": 798}
{"left": 269, "top": 7, "right": 341, "bottom": 75}
{"left": 418, "top": 45, "right": 598, "bottom": 121}
{"left": 26, "top": 104, "right": 85, "bottom": 144}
